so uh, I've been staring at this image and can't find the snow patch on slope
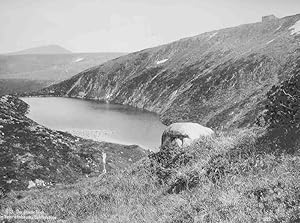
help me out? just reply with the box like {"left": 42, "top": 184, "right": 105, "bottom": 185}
{"left": 289, "top": 20, "right": 300, "bottom": 35}
{"left": 208, "top": 32, "right": 218, "bottom": 39}
{"left": 74, "top": 57, "right": 85, "bottom": 62}
{"left": 66, "top": 76, "right": 82, "bottom": 95}
{"left": 275, "top": 25, "right": 282, "bottom": 31}
{"left": 156, "top": 59, "right": 168, "bottom": 64}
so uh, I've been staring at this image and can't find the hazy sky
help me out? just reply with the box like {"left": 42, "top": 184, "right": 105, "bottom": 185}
{"left": 0, "top": 0, "right": 299, "bottom": 53}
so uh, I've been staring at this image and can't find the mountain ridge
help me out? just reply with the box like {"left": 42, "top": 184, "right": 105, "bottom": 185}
{"left": 34, "top": 14, "right": 300, "bottom": 130}
{"left": 0, "top": 52, "right": 127, "bottom": 96}
{"left": 6, "top": 44, "right": 72, "bottom": 55}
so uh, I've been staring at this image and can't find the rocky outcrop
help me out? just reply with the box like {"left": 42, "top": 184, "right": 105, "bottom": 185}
{"left": 35, "top": 14, "right": 300, "bottom": 130}
{"left": 262, "top": 15, "right": 278, "bottom": 23}
{"left": 161, "top": 122, "right": 214, "bottom": 149}
{"left": 0, "top": 95, "right": 147, "bottom": 194}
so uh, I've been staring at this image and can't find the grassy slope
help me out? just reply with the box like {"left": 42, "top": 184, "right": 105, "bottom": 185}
{"left": 1, "top": 128, "right": 299, "bottom": 222}
{"left": 0, "top": 95, "right": 147, "bottom": 194}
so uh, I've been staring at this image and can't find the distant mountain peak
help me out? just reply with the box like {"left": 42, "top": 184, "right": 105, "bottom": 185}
{"left": 7, "top": 45, "right": 72, "bottom": 55}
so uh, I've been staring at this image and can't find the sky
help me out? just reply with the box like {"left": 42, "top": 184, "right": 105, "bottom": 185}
{"left": 0, "top": 0, "right": 299, "bottom": 53}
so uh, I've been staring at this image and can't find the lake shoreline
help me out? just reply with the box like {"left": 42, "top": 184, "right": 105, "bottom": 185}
{"left": 18, "top": 91, "right": 169, "bottom": 125}
{"left": 21, "top": 96, "right": 165, "bottom": 151}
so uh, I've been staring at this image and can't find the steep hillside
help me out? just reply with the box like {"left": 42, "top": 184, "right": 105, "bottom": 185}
{"left": 6, "top": 45, "right": 72, "bottom": 55}
{"left": 0, "top": 52, "right": 126, "bottom": 96}
{"left": 0, "top": 95, "right": 147, "bottom": 194}
{"left": 37, "top": 14, "right": 300, "bottom": 129}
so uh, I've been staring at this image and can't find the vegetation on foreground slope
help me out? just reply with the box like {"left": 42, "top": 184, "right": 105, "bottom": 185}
{"left": 1, "top": 127, "right": 299, "bottom": 222}
{"left": 0, "top": 95, "right": 147, "bottom": 195}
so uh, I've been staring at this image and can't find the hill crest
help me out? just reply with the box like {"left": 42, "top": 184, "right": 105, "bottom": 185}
{"left": 7, "top": 44, "right": 72, "bottom": 55}
{"left": 35, "top": 13, "right": 300, "bottom": 130}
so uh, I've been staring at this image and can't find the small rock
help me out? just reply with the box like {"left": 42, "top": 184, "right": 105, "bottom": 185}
{"left": 161, "top": 122, "right": 214, "bottom": 149}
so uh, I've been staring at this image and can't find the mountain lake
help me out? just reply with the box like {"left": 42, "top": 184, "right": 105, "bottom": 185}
{"left": 22, "top": 97, "right": 166, "bottom": 151}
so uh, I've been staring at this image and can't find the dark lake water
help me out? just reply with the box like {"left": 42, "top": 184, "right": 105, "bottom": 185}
{"left": 22, "top": 97, "right": 166, "bottom": 151}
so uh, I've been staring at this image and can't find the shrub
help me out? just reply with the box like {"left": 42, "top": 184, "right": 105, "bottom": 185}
{"left": 258, "top": 71, "right": 300, "bottom": 154}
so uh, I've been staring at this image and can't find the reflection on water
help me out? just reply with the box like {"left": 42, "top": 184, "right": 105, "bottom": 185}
{"left": 22, "top": 97, "right": 166, "bottom": 151}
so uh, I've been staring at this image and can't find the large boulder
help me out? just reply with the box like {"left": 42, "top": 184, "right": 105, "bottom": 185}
{"left": 161, "top": 122, "right": 214, "bottom": 149}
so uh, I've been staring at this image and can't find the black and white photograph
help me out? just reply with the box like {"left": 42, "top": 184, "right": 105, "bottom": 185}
{"left": 0, "top": 0, "right": 299, "bottom": 222}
